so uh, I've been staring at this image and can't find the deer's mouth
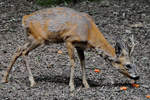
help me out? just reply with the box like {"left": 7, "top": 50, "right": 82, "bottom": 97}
{"left": 118, "top": 69, "right": 140, "bottom": 80}
{"left": 129, "top": 74, "right": 140, "bottom": 80}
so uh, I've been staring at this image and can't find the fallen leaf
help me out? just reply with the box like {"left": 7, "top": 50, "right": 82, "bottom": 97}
{"left": 94, "top": 69, "right": 100, "bottom": 73}
{"left": 132, "top": 83, "right": 140, "bottom": 88}
{"left": 146, "top": 95, "right": 150, "bottom": 99}
{"left": 120, "top": 86, "right": 127, "bottom": 90}
{"left": 58, "top": 50, "right": 63, "bottom": 54}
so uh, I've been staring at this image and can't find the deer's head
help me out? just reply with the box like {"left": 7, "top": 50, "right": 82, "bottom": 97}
{"left": 112, "top": 35, "right": 139, "bottom": 80}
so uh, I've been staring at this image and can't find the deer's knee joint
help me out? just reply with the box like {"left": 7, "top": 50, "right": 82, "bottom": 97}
{"left": 22, "top": 50, "right": 28, "bottom": 56}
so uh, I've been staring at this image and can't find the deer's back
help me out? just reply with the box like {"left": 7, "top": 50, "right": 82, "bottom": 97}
{"left": 22, "top": 7, "right": 93, "bottom": 42}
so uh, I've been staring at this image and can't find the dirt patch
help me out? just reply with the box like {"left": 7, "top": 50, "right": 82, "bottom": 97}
{"left": 0, "top": 0, "right": 150, "bottom": 99}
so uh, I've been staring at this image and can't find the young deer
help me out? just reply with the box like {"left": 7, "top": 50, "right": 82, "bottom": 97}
{"left": 2, "top": 7, "right": 139, "bottom": 92}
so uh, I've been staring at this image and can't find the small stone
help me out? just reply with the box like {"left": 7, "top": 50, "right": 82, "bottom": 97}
{"left": 130, "top": 23, "right": 143, "bottom": 28}
{"left": 125, "top": 30, "right": 131, "bottom": 34}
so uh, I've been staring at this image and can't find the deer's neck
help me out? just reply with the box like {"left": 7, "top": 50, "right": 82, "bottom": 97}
{"left": 88, "top": 22, "right": 116, "bottom": 58}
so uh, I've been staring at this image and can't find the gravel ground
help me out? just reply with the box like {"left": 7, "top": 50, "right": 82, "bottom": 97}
{"left": 0, "top": 0, "right": 150, "bottom": 100}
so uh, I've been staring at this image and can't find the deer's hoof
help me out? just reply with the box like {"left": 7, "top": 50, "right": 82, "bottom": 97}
{"left": 1, "top": 78, "right": 8, "bottom": 83}
{"left": 85, "top": 85, "right": 90, "bottom": 89}
{"left": 83, "top": 81, "right": 90, "bottom": 88}
{"left": 30, "top": 81, "right": 36, "bottom": 87}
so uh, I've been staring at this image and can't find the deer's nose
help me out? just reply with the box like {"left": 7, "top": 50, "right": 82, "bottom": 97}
{"left": 131, "top": 75, "right": 140, "bottom": 80}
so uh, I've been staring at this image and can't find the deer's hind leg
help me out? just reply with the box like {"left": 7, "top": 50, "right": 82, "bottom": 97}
{"left": 1, "top": 41, "right": 31, "bottom": 83}
{"left": 22, "top": 38, "right": 42, "bottom": 87}
{"left": 2, "top": 36, "right": 42, "bottom": 87}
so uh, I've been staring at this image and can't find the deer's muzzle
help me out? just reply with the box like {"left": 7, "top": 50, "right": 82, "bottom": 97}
{"left": 119, "top": 64, "right": 140, "bottom": 80}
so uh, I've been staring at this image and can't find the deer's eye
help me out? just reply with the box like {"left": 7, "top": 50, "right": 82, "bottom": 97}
{"left": 125, "top": 64, "right": 132, "bottom": 69}
{"left": 115, "top": 61, "right": 121, "bottom": 64}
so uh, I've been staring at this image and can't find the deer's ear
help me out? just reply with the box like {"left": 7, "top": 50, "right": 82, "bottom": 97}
{"left": 115, "top": 42, "right": 123, "bottom": 57}
{"left": 126, "top": 35, "right": 135, "bottom": 56}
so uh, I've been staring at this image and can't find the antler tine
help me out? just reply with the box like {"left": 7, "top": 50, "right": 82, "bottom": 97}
{"left": 129, "top": 35, "right": 135, "bottom": 56}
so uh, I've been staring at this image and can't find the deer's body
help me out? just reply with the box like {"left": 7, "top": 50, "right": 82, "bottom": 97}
{"left": 22, "top": 7, "right": 115, "bottom": 56}
{"left": 2, "top": 7, "right": 139, "bottom": 92}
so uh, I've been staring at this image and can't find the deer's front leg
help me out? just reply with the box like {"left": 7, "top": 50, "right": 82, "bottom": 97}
{"left": 66, "top": 42, "right": 76, "bottom": 92}
{"left": 76, "top": 47, "right": 89, "bottom": 88}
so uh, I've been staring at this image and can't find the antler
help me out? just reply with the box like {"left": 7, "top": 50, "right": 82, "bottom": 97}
{"left": 128, "top": 35, "right": 136, "bottom": 56}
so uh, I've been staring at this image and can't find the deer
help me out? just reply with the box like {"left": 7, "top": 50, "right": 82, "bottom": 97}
{"left": 1, "top": 7, "right": 139, "bottom": 92}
